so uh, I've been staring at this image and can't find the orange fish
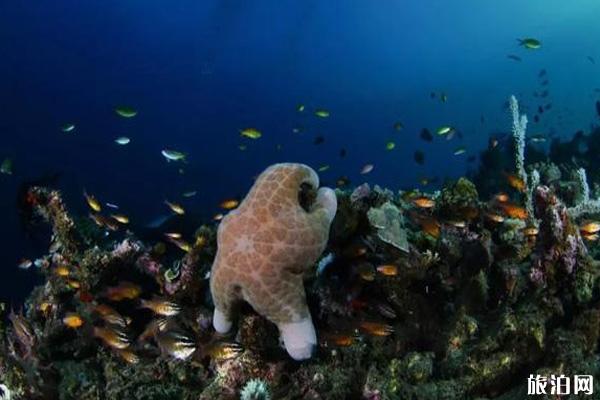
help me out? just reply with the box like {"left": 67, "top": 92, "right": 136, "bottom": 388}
{"left": 220, "top": 199, "right": 240, "bottom": 210}
{"left": 105, "top": 282, "right": 141, "bottom": 301}
{"left": 494, "top": 192, "right": 510, "bottom": 203}
{"left": 358, "top": 321, "right": 394, "bottom": 337}
{"left": 93, "top": 326, "right": 130, "bottom": 349}
{"left": 505, "top": 173, "right": 526, "bottom": 192}
{"left": 320, "top": 332, "right": 356, "bottom": 347}
{"left": 203, "top": 340, "right": 244, "bottom": 361}
{"left": 376, "top": 264, "right": 398, "bottom": 276}
{"left": 499, "top": 203, "right": 528, "bottom": 220}
{"left": 357, "top": 264, "right": 376, "bottom": 281}
{"left": 94, "top": 304, "right": 129, "bottom": 328}
{"left": 582, "top": 233, "right": 599, "bottom": 242}
{"left": 580, "top": 221, "right": 600, "bottom": 234}
{"left": 116, "top": 348, "right": 139, "bottom": 364}
{"left": 485, "top": 212, "right": 505, "bottom": 223}
{"left": 55, "top": 265, "right": 70, "bottom": 277}
{"left": 418, "top": 216, "right": 441, "bottom": 238}
{"left": 63, "top": 313, "right": 84, "bottom": 329}
{"left": 140, "top": 297, "right": 181, "bottom": 317}
{"left": 412, "top": 196, "right": 435, "bottom": 209}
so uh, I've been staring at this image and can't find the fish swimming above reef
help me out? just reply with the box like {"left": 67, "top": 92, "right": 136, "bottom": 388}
{"left": 115, "top": 106, "right": 137, "bottom": 118}
{"left": 161, "top": 149, "right": 187, "bottom": 162}
{"left": 518, "top": 38, "right": 541, "bottom": 49}
{"left": 240, "top": 128, "right": 262, "bottom": 139}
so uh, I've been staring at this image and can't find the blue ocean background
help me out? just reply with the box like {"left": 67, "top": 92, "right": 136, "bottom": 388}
{"left": 2, "top": 0, "right": 600, "bottom": 303}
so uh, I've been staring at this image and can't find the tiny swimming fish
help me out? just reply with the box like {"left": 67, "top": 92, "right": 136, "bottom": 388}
{"left": 63, "top": 313, "right": 84, "bottom": 329}
{"left": 453, "top": 146, "right": 466, "bottom": 155}
{"left": 240, "top": 128, "right": 262, "bottom": 139}
{"left": 164, "top": 232, "right": 182, "bottom": 239}
{"left": 499, "top": 203, "right": 528, "bottom": 220}
{"left": 414, "top": 150, "right": 425, "bottom": 165}
{"left": 116, "top": 348, "right": 139, "bottom": 364}
{"left": 17, "top": 258, "right": 32, "bottom": 270}
{"left": 93, "top": 326, "right": 130, "bottom": 349}
{"left": 506, "top": 173, "right": 526, "bottom": 192}
{"left": 55, "top": 265, "right": 70, "bottom": 277}
{"left": 393, "top": 121, "right": 403, "bottom": 131}
{"left": 115, "top": 106, "right": 137, "bottom": 118}
{"left": 360, "top": 164, "right": 374, "bottom": 174}
{"left": 314, "top": 109, "right": 330, "bottom": 118}
{"left": 220, "top": 199, "right": 239, "bottom": 210}
{"left": 105, "top": 282, "right": 142, "bottom": 301}
{"left": 580, "top": 221, "right": 600, "bottom": 234}
{"left": 94, "top": 304, "right": 129, "bottom": 328}
{"left": 318, "top": 164, "right": 330, "bottom": 172}
{"left": 386, "top": 141, "right": 396, "bottom": 150}
{"left": 161, "top": 149, "right": 187, "bottom": 162}
{"left": 436, "top": 126, "right": 454, "bottom": 136}
{"left": 297, "top": 104, "right": 305, "bottom": 112}
{"left": 412, "top": 196, "right": 435, "bottom": 209}
{"left": 518, "top": 38, "right": 541, "bottom": 49}
{"left": 165, "top": 200, "right": 185, "bottom": 215}
{"left": 358, "top": 321, "right": 394, "bottom": 337}
{"left": 485, "top": 212, "right": 505, "bottom": 223}
{"left": 84, "top": 191, "right": 102, "bottom": 212}
{"left": 376, "top": 264, "right": 398, "bottom": 276}
{"left": 61, "top": 123, "right": 76, "bottom": 133}
{"left": 155, "top": 330, "right": 196, "bottom": 360}
{"left": 111, "top": 214, "right": 129, "bottom": 224}
{"left": 140, "top": 297, "right": 181, "bottom": 316}
{"left": 182, "top": 190, "right": 197, "bottom": 198}
{"left": 203, "top": 340, "right": 244, "bottom": 361}
{"left": 115, "top": 137, "right": 130, "bottom": 145}
{"left": 357, "top": 263, "right": 376, "bottom": 281}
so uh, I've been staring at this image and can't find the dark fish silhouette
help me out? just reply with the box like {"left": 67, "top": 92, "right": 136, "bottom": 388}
{"left": 534, "top": 115, "right": 540, "bottom": 123}
{"left": 414, "top": 150, "right": 425, "bottom": 165}
{"left": 420, "top": 128, "right": 433, "bottom": 142}
{"left": 313, "top": 135, "right": 325, "bottom": 145}
{"left": 339, "top": 148, "right": 347, "bottom": 158}
{"left": 538, "top": 105, "right": 544, "bottom": 114}
{"left": 544, "top": 103, "right": 552, "bottom": 111}
{"left": 507, "top": 54, "right": 522, "bottom": 62}
{"left": 540, "top": 79, "right": 549, "bottom": 86}
{"left": 588, "top": 56, "right": 595, "bottom": 64}
{"left": 540, "top": 90, "right": 549, "bottom": 98}
{"left": 538, "top": 69, "right": 547, "bottom": 77}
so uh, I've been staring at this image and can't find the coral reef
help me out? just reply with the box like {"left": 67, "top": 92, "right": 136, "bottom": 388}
{"left": 2, "top": 104, "right": 600, "bottom": 398}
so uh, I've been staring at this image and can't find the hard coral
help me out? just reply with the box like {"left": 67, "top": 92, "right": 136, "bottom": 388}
{"left": 210, "top": 163, "right": 337, "bottom": 360}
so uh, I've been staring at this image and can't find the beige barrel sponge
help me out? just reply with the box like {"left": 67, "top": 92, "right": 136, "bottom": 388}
{"left": 209, "top": 163, "right": 337, "bottom": 360}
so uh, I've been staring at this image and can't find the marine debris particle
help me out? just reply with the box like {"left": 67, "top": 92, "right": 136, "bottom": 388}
{"left": 367, "top": 201, "right": 409, "bottom": 252}
{"left": 209, "top": 163, "right": 337, "bottom": 361}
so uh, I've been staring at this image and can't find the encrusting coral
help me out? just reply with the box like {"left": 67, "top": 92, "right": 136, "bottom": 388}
{"left": 209, "top": 163, "right": 337, "bottom": 360}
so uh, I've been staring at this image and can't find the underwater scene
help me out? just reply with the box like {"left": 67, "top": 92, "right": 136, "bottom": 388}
{"left": 2, "top": 1, "right": 600, "bottom": 399}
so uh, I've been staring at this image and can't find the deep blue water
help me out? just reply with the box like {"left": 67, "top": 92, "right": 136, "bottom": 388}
{"left": 2, "top": 1, "right": 600, "bottom": 303}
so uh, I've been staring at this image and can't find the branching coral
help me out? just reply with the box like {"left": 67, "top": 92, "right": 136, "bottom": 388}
{"left": 210, "top": 163, "right": 337, "bottom": 360}
{"left": 567, "top": 167, "right": 600, "bottom": 217}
